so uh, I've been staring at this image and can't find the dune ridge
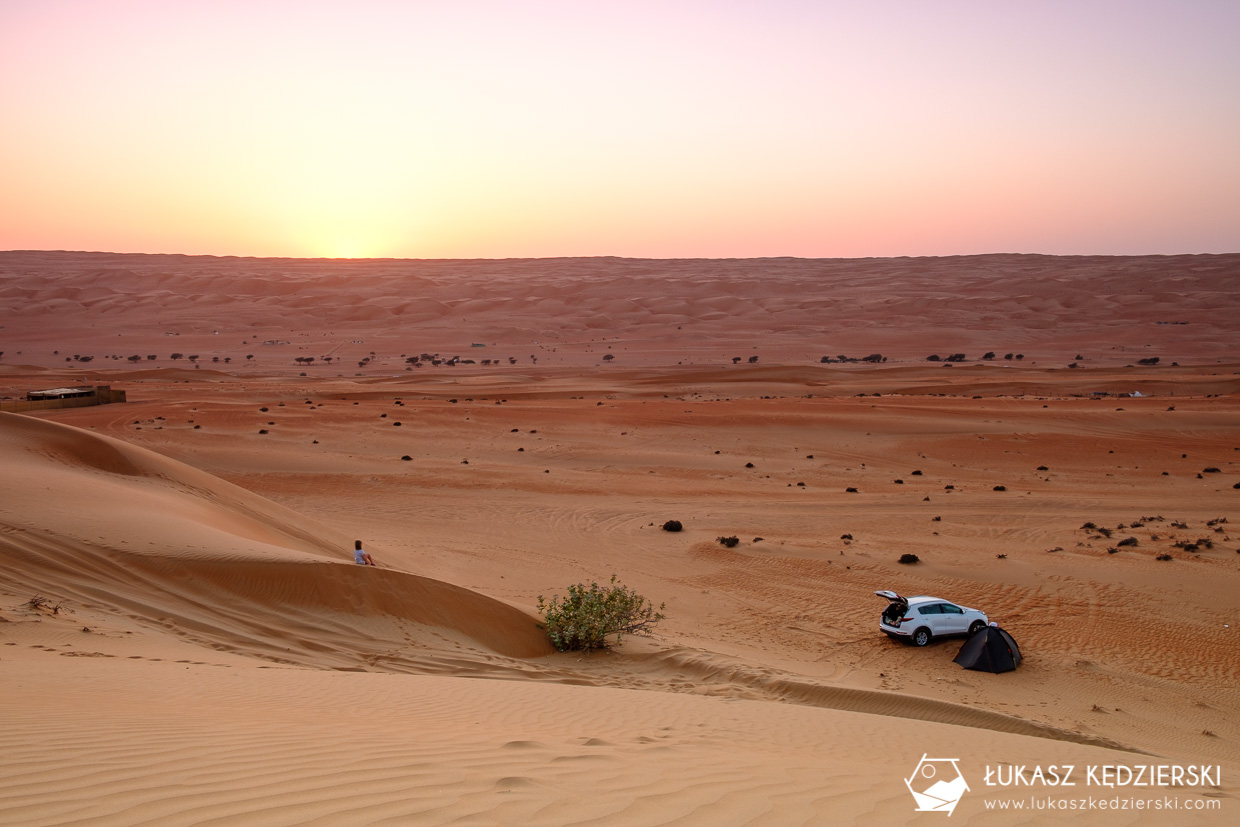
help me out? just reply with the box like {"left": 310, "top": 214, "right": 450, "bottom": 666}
{"left": 0, "top": 412, "right": 553, "bottom": 663}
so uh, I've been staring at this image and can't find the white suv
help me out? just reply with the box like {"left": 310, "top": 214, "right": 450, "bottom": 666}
{"left": 876, "top": 590, "right": 988, "bottom": 647}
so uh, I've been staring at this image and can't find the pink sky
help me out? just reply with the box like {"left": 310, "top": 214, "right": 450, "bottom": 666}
{"left": 2, "top": 0, "right": 1237, "bottom": 259}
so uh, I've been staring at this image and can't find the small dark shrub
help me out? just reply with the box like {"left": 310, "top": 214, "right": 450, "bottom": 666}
{"left": 898, "top": 553, "right": 920, "bottom": 564}
{"left": 993, "top": 485, "right": 1006, "bottom": 491}
{"left": 1116, "top": 537, "right": 1138, "bottom": 547}
{"left": 1155, "top": 553, "right": 1173, "bottom": 561}
{"left": 662, "top": 520, "right": 683, "bottom": 532}
{"left": 718, "top": 535, "right": 740, "bottom": 548}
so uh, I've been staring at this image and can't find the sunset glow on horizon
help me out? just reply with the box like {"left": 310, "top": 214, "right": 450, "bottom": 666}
{"left": 2, "top": 0, "right": 1238, "bottom": 260}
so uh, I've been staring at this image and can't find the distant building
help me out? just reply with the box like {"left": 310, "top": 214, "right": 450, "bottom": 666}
{"left": 3, "top": 385, "right": 126, "bottom": 413}
{"left": 26, "top": 386, "right": 98, "bottom": 401}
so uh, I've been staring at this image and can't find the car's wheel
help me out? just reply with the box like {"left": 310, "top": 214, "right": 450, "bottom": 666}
{"left": 912, "top": 627, "right": 931, "bottom": 647}
{"left": 969, "top": 620, "right": 985, "bottom": 635}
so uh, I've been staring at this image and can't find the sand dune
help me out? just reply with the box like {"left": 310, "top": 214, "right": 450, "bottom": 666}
{"left": 0, "top": 252, "right": 1238, "bottom": 823}
{"left": 2, "top": 251, "right": 1238, "bottom": 372}
{"left": 0, "top": 413, "right": 552, "bottom": 668}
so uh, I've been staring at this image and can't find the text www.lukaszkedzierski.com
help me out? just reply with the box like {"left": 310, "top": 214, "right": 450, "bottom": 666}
{"left": 984, "top": 795, "right": 1220, "bottom": 811}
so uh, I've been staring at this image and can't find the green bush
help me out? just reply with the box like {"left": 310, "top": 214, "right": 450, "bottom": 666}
{"left": 537, "top": 575, "right": 665, "bottom": 652}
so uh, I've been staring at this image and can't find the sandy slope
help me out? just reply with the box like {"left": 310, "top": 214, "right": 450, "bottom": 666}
{"left": 1, "top": 252, "right": 1239, "bottom": 824}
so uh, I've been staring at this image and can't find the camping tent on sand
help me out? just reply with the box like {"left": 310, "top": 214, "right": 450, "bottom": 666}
{"left": 953, "top": 624, "right": 1021, "bottom": 673}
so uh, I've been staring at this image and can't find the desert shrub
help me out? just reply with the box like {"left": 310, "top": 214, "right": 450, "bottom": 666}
{"left": 1116, "top": 537, "right": 1138, "bottom": 547}
{"left": 718, "top": 535, "right": 740, "bottom": 548}
{"left": 662, "top": 520, "right": 683, "bottom": 532}
{"left": 1155, "top": 553, "right": 1173, "bottom": 561}
{"left": 537, "top": 575, "right": 665, "bottom": 651}
{"left": 898, "top": 553, "right": 920, "bottom": 564}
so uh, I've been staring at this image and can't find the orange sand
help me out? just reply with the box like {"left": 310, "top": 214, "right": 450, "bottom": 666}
{"left": 1, "top": 251, "right": 1237, "bottom": 824}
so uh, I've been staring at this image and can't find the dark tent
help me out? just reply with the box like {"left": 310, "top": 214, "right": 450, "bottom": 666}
{"left": 953, "top": 625, "right": 1021, "bottom": 673}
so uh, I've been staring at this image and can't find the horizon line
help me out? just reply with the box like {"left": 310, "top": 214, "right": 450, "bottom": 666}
{"left": 3, "top": 249, "right": 1238, "bottom": 263}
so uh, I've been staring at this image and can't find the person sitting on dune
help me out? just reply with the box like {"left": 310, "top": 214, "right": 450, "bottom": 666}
{"left": 353, "top": 540, "right": 376, "bottom": 566}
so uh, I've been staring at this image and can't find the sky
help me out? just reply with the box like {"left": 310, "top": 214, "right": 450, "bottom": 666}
{"left": 1, "top": 0, "right": 1238, "bottom": 259}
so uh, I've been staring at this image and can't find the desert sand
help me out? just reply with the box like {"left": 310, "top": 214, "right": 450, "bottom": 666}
{"left": 1, "top": 251, "right": 1238, "bottom": 824}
